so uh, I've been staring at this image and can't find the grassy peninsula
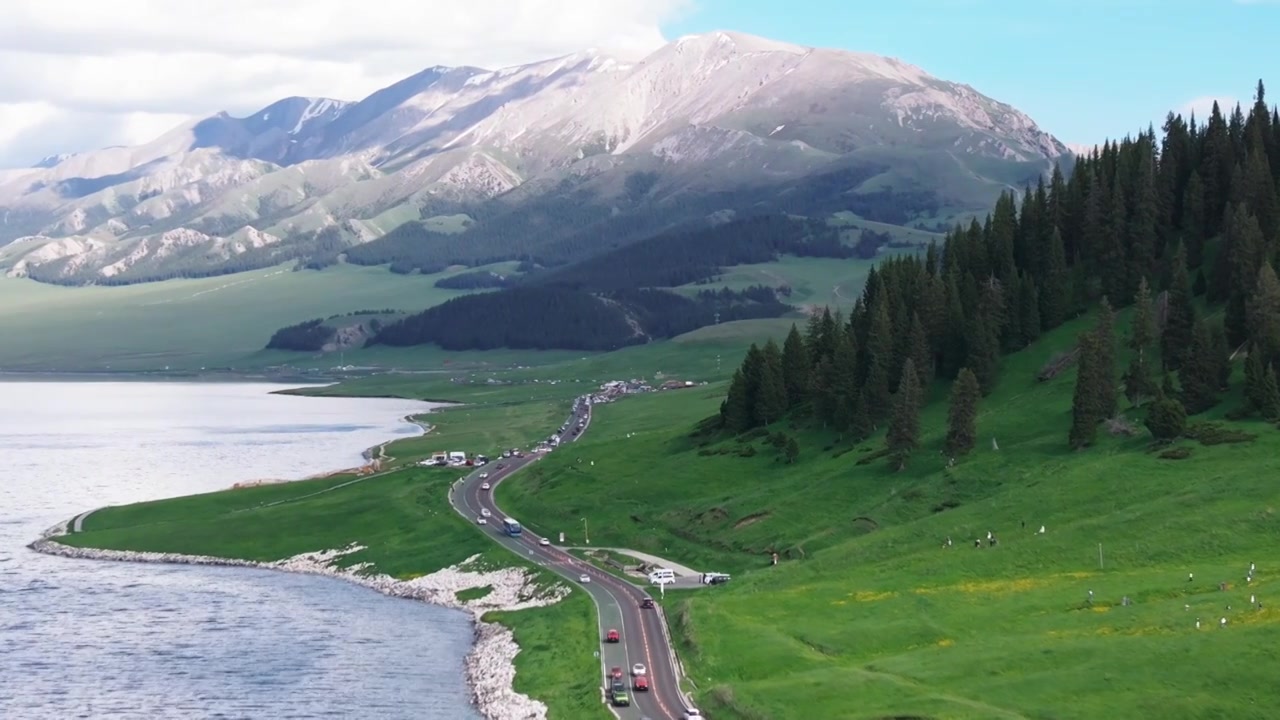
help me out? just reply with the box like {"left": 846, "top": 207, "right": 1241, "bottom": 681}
{"left": 59, "top": 402, "right": 609, "bottom": 719}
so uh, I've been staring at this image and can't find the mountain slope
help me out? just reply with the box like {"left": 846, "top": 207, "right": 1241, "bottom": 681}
{"left": 0, "top": 31, "right": 1068, "bottom": 285}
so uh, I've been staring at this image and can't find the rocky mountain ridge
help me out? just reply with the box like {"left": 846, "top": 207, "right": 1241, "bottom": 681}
{"left": 0, "top": 30, "right": 1068, "bottom": 285}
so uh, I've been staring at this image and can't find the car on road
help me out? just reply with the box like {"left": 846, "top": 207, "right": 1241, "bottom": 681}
{"left": 605, "top": 628, "right": 619, "bottom": 643}
{"left": 610, "top": 666, "right": 623, "bottom": 679}
{"left": 496, "top": 463, "right": 505, "bottom": 469}
{"left": 502, "top": 451, "right": 510, "bottom": 458}
{"left": 480, "top": 508, "right": 491, "bottom": 518}
{"left": 640, "top": 596, "right": 654, "bottom": 608}
{"left": 682, "top": 710, "right": 702, "bottom": 719}
{"left": 609, "top": 677, "right": 624, "bottom": 693}
{"left": 480, "top": 482, "right": 490, "bottom": 490}
{"left": 631, "top": 663, "right": 646, "bottom": 676}
{"left": 539, "top": 537, "right": 550, "bottom": 546}
{"left": 633, "top": 675, "right": 649, "bottom": 691}
{"left": 610, "top": 688, "right": 630, "bottom": 707}
{"left": 476, "top": 517, "right": 487, "bottom": 525}
{"left": 478, "top": 472, "right": 489, "bottom": 479}
{"left": 579, "top": 573, "right": 591, "bottom": 583}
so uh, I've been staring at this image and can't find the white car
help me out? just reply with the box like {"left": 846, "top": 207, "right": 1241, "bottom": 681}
{"left": 632, "top": 663, "right": 646, "bottom": 676}
{"left": 477, "top": 517, "right": 487, "bottom": 525}
{"left": 480, "top": 508, "right": 491, "bottom": 518}
{"left": 579, "top": 574, "right": 591, "bottom": 583}
{"left": 480, "top": 482, "right": 491, "bottom": 490}
{"left": 479, "top": 472, "right": 489, "bottom": 479}
{"left": 539, "top": 537, "right": 550, "bottom": 546}
{"left": 683, "top": 711, "right": 702, "bottom": 719}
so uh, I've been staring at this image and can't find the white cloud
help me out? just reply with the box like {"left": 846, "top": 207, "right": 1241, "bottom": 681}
{"left": 1180, "top": 95, "right": 1240, "bottom": 120}
{"left": 0, "top": 0, "right": 691, "bottom": 168}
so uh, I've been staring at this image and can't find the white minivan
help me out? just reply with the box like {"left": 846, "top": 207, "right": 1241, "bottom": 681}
{"left": 647, "top": 568, "right": 675, "bottom": 584}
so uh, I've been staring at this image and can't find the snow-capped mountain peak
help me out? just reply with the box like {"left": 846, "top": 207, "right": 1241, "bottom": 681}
{"left": 1, "top": 31, "right": 1067, "bottom": 285}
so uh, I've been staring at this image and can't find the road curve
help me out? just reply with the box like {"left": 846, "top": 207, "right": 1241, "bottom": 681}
{"left": 447, "top": 397, "right": 696, "bottom": 720}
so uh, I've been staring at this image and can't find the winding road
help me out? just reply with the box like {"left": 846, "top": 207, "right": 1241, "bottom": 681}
{"left": 447, "top": 397, "right": 699, "bottom": 720}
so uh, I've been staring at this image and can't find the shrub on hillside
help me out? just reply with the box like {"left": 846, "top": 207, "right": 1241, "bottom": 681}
{"left": 1145, "top": 394, "right": 1188, "bottom": 441}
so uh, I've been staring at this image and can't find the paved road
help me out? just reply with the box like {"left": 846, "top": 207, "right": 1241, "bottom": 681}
{"left": 447, "top": 397, "right": 698, "bottom": 720}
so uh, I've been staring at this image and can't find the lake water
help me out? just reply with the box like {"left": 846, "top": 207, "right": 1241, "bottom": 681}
{"left": 0, "top": 380, "right": 483, "bottom": 720}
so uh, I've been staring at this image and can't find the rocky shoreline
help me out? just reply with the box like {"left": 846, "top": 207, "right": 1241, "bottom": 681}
{"left": 29, "top": 523, "right": 568, "bottom": 720}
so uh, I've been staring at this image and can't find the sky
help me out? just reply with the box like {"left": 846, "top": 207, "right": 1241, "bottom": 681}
{"left": 0, "top": 0, "right": 1275, "bottom": 167}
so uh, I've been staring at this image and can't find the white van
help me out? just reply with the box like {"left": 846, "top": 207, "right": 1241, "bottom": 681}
{"left": 648, "top": 568, "right": 676, "bottom": 584}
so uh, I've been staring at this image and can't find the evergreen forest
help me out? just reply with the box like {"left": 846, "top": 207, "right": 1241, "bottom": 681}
{"left": 720, "top": 82, "right": 1280, "bottom": 468}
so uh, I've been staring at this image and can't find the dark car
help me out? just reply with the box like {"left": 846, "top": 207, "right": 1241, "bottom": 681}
{"left": 640, "top": 596, "right": 654, "bottom": 609}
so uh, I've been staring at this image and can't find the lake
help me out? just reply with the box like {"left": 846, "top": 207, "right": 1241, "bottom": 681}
{"left": 0, "top": 380, "right": 483, "bottom": 719}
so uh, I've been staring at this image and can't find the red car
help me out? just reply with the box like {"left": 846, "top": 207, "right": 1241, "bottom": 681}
{"left": 611, "top": 666, "right": 623, "bottom": 679}
{"left": 605, "top": 628, "right": 620, "bottom": 643}
{"left": 634, "top": 675, "right": 649, "bottom": 691}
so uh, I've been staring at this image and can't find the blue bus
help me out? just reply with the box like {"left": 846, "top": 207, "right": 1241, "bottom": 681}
{"left": 502, "top": 518, "right": 522, "bottom": 537}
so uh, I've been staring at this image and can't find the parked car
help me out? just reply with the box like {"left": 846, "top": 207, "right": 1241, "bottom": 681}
{"left": 605, "top": 629, "right": 619, "bottom": 643}
{"left": 481, "top": 482, "right": 491, "bottom": 490}
{"left": 631, "top": 663, "right": 646, "bottom": 676}
{"left": 634, "top": 675, "right": 649, "bottom": 692}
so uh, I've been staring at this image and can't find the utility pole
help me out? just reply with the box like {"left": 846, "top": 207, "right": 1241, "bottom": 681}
{"left": 581, "top": 517, "right": 590, "bottom": 545}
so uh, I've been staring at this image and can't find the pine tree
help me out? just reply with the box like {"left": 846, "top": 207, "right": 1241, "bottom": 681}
{"left": 886, "top": 358, "right": 922, "bottom": 471}
{"left": 1123, "top": 278, "right": 1158, "bottom": 406}
{"left": 1243, "top": 348, "right": 1280, "bottom": 419}
{"left": 1017, "top": 271, "right": 1042, "bottom": 348}
{"left": 861, "top": 297, "right": 894, "bottom": 425}
{"left": 1094, "top": 297, "right": 1119, "bottom": 419}
{"left": 1182, "top": 171, "right": 1207, "bottom": 268}
{"left": 720, "top": 368, "right": 751, "bottom": 432}
{"left": 966, "top": 278, "right": 1004, "bottom": 394}
{"left": 809, "top": 356, "right": 834, "bottom": 426}
{"left": 753, "top": 340, "right": 787, "bottom": 426}
{"left": 781, "top": 324, "right": 811, "bottom": 410}
{"left": 1040, "top": 227, "right": 1070, "bottom": 330}
{"left": 1069, "top": 330, "right": 1103, "bottom": 449}
{"left": 1127, "top": 141, "right": 1160, "bottom": 302}
{"left": 1144, "top": 389, "right": 1188, "bottom": 441}
{"left": 906, "top": 311, "right": 932, "bottom": 386}
{"left": 1247, "top": 263, "right": 1280, "bottom": 369}
{"left": 1179, "top": 320, "right": 1222, "bottom": 414}
{"left": 939, "top": 271, "right": 968, "bottom": 378}
{"left": 830, "top": 330, "right": 859, "bottom": 435}
{"left": 944, "top": 367, "right": 981, "bottom": 457}
{"left": 1162, "top": 243, "right": 1196, "bottom": 371}
{"left": 1222, "top": 204, "right": 1267, "bottom": 346}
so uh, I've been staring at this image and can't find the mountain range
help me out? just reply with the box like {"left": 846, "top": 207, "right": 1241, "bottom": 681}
{"left": 0, "top": 31, "right": 1070, "bottom": 285}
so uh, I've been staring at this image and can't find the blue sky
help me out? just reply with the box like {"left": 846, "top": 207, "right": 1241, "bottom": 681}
{"left": 664, "top": 0, "right": 1279, "bottom": 146}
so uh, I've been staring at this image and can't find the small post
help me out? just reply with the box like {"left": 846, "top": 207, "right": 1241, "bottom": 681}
{"left": 1098, "top": 543, "right": 1104, "bottom": 570}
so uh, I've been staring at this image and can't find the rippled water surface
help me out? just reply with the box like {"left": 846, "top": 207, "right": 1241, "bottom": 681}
{"left": 0, "top": 380, "right": 482, "bottom": 719}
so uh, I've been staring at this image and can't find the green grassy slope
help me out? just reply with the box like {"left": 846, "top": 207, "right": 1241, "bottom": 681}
{"left": 0, "top": 264, "right": 490, "bottom": 371}
{"left": 497, "top": 314, "right": 1280, "bottom": 719}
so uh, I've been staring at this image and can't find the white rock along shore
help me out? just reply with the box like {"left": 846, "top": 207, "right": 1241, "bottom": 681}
{"left": 29, "top": 521, "right": 568, "bottom": 720}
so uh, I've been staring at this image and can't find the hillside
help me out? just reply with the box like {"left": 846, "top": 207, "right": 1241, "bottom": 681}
{"left": 486, "top": 83, "right": 1280, "bottom": 717}
{"left": 0, "top": 31, "right": 1065, "bottom": 285}
{"left": 496, "top": 315, "right": 1280, "bottom": 719}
